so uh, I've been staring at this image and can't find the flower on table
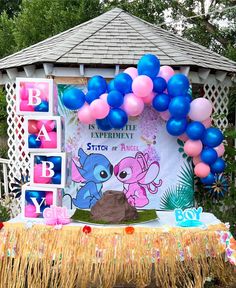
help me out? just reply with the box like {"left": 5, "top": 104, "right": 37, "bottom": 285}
{"left": 125, "top": 226, "right": 135, "bottom": 235}
{"left": 0, "top": 222, "right": 4, "bottom": 230}
{"left": 82, "top": 225, "right": 92, "bottom": 234}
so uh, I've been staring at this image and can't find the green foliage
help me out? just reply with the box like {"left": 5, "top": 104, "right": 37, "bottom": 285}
{"left": 0, "top": 12, "right": 15, "bottom": 57}
{"left": 0, "top": 0, "right": 22, "bottom": 17}
{"left": 0, "top": 88, "right": 7, "bottom": 137}
{"left": 0, "top": 203, "right": 10, "bottom": 221}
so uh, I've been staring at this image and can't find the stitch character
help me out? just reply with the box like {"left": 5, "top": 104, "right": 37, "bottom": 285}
{"left": 114, "top": 152, "right": 162, "bottom": 207}
{"left": 72, "top": 148, "right": 113, "bottom": 209}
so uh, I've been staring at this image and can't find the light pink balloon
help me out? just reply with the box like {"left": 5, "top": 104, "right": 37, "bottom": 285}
{"left": 132, "top": 75, "right": 153, "bottom": 98}
{"left": 159, "top": 110, "right": 171, "bottom": 121}
{"left": 188, "top": 98, "right": 213, "bottom": 121}
{"left": 37, "top": 82, "right": 49, "bottom": 101}
{"left": 193, "top": 156, "right": 201, "bottom": 166}
{"left": 25, "top": 204, "right": 39, "bottom": 218}
{"left": 184, "top": 140, "right": 203, "bottom": 157}
{"left": 45, "top": 192, "right": 53, "bottom": 206}
{"left": 77, "top": 103, "right": 95, "bottom": 124}
{"left": 34, "top": 164, "right": 52, "bottom": 184}
{"left": 178, "top": 133, "right": 189, "bottom": 142}
{"left": 194, "top": 162, "right": 210, "bottom": 178}
{"left": 20, "top": 100, "right": 34, "bottom": 112}
{"left": 142, "top": 92, "right": 155, "bottom": 105}
{"left": 123, "top": 93, "right": 144, "bottom": 116}
{"left": 100, "top": 93, "right": 108, "bottom": 102}
{"left": 202, "top": 117, "right": 212, "bottom": 128}
{"left": 90, "top": 99, "right": 110, "bottom": 119}
{"left": 214, "top": 143, "right": 225, "bottom": 157}
{"left": 20, "top": 87, "right": 28, "bottom": 100}
{"left": 158, "top": 66, "right": 175, "bottom": 82}
{"left": 124, "top": 67, "right": 138, "bottom": 80}
{"left": 37, "top": 120, "right": 55, "bottom": 132}
{"left": 41, "top": 131, "right": 57, "bottom": 149}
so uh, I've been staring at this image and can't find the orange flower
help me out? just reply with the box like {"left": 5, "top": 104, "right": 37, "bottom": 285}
{"left": 230, "top": 237, "right": 236, "bottom": 250}
{"left": 125, "top": 226, "right": 135, "bottom": 235}
{"left": 82, "top": 225, "right": 92, "bottom": 234}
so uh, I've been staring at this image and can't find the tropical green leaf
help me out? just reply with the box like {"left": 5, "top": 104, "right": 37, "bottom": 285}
{"left": 178, "top": 147, "right": 184, "bottom": 152}
{"left": 160, "top": 185, "right": 194, "bottom": 210}
{"left": 178, "top": 162, "right": 194, "bottom": 189}
{"left": 177, "top": 139, "right": 184, "bottom": 147}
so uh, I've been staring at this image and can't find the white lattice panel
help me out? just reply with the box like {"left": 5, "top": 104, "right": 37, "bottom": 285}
{"left": 203, "top": 82, "right": 229, "bottom": 130}
{"left": 6, "top": 82, "right": 30, "bottom": 216}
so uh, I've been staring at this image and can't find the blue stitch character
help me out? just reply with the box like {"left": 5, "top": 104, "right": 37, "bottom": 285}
{"left": 72, "top": 148, "right": 113, "bottom": 209}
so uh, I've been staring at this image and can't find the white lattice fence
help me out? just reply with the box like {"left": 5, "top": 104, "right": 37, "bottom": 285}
{"left": 6, "top": 82, "right": 30, "bottom": 216}
{"left": 203, "top": 82, "right": 229, "bottom": 130}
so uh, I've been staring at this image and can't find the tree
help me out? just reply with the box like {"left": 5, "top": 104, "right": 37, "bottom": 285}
{"left": 0, "top": 0, "right": 21, "bottom": 18}
{"left": 0, "top": 12, "right": 15, "bottom": 58}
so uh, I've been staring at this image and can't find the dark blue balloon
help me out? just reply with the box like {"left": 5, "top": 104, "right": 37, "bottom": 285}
{"left": 153, "top": 77, "right": 167, "bottom": 94}
{"left": 108, "top": 79, "right": 116, "bottom": 92}
{"left": 107, "top": 90, "right": 124, "bottom": 108}
{"left": 200, "top": 147, "right": 218, "bottom": 165}
{"left": 166, "top": 117, "right": 188, "bottom": 136}
{"left": 62, "top": 87, "right": 85, "bottom": 110}
{"left": 186, "top": 121, "right": 205, "bottom": 140}
{"left": 169, "top": 96, "right": 190, "bottom": 118}
{"left": 167, "top": 74, "right": 190, "bottom": 97}
{"left": 35, "top": 155, "right": 47, "bottom": 164}
{"left": 114, "top": 73, "right": 132, "bottom": 94}
{"left": 85, "top": 90, "right": 100, "bottom": 104}
{"left": 137, "top": 54, "right": 160, "bottom": 79}
{"left": 88, "top": 75, "right": 107, "bottom": 95}
{"left": 185, "top": 93, "right": 193, "bottom": 102}
{"left": 25, "top": 191, "right": 45, "bottom": 205}
{"left": 48, "top": 156, "right": 62, "bottom": 171}
{"left": 52, "top": 172, "right": 61, "bottom": 184}
{"left": 96, "top": 117, "right": 112, "bottom": 131}
{"left": 202, "top": 127, "right": 224, "bottom": 147}
{"left": 152, "top": 93, "right": 170, "bottom": 112}
{"left": 34, "top": 100, "right": 49, "bottom": 112}
{"left": 200, "top": 173, "right": 215, "bottom": 185}
{"left": 108, "top": 108, "right": 128, "bottom": 129}
{"left": 28, "top": 134, "right": 41, "bottom": 148}
{"left": 211, "top": 158, "right": 226, "bottom": 173}
{"left": 40, "top": 204, "right": 50, "bottom": 213}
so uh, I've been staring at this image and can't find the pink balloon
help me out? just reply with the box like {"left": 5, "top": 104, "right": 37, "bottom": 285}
{"left": 45, "top": 192, "right": 53, "bottom": 206}
{"left": 159, "top": 110, "right": 171, "bottom": 121}
{"left": 124, "top": 67, "right": 138, "bottom": 80}
{"left": 194, "top": 162, "right": 210, "bottom": 178}
{"left": 37, "top": 82, "right": 49, "bottom": 101}
{"left": 37, "top": 120, "right": 55, "bottom": 132}
{"left": 202, "top": 117, "right": 212, "bottom": 128}
{"left": 41, "top": 131, "right": 57, "bottom": 149}
{"left": 28, "top": 120, "right": 39, "bottom": 134}
{"left": 90, "top": 99, "right": 110, "bottom": 119}
{"left": 142, "top": 92, "right": 155, "bottom": 105}
{"left": 25, "top": 204, "right": 39, "bottom": 218}
{"left": 123, "top": 93, "right": 144, "bottom": 116}
{"left": 132, "top": 75, "right": 153, "bottom": 98}
{"left": 34, "top": 164, "right": 52, "bottom": 184}
{"left": 184, "top": 140, "right": 203, "bottom": 157}
{"left": 178, "top": 133, "right": 189, "bottom": 142}
{"left": 77, "top": 103, "right": 95, "bottom": 124}
{"left": 20, "top": 100, "right": 34, "bottom": 112}
{"left": 214, "top": 143, "right": 225, "bottom": 157}
{"left": 193, "top": 156, "right": 201, "bottom": 166}
{"left": 99, "top": 93, "right": 108, "bottom": 102}
{"left": 158, "top": 66, "right": 175, "bottom": 82}
{"left": 188, "top": 98, "right": 213, "bottom": 121}
{"left": 20, "top": 87, "right": 28, "bottom": 100}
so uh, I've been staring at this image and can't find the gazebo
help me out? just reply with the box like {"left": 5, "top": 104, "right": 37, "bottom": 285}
{"left": 0, "top": 7, "right": 235, "bottom": 216}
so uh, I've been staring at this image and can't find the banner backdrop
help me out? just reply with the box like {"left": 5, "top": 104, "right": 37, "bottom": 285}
{"left": 58, "top": 84, "right": 194, "bottom": 210}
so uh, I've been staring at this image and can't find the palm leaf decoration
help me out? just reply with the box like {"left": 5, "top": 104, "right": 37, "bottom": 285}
{"left": 160, "top": 185, "right": 194, "bottom": 210}
{"left": 177, "top": 162, "right": 194, "bottom": 189}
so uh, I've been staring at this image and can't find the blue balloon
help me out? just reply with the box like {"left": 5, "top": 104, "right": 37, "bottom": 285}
{"left": 96, "top": 117, "right": 112, "bottom": 131}
{"left": 52, "top": 172, "right": 61, "bottom": 184}
{"left": 34, "top": 100, "right": 49, "bottom": 112}
{"left": 40, "top": 204, "right": 50, "bottom": 213}
{"left": 137, "top": 54, "right": 160, "bottom": 79}
{"left": 200, "top": 147, "right": 218, "bottom": 165}
{"left": 35, "top": 155, "right": 47, "bottom": 164}
{"left": 152, "top": 93, "right": 170, "bottom": 112}
{"left": 107, "top": 90, "right": 124, "bottom": 108}
{"left": 186, "top": 121, "right": 205, "bottom": 140}
{"left": 48, "top": 156, "right": 62, "bottom": 171}
{"left": 166, "top": 117, "right": 188, "bottom": 136}
{"left": 88, "top": 75, "right": 107, "bottom": 95}
{"left": 108, "top": 108, "right": 128, "bottom": 129}
{"left": 202, "top": 127, "right": 224, "bottom": 147}
{"left": 211, "top": 158, "right": 226, "bottom": 173}
{"left": 200, "top": 173, "right": 215, "bottom": 185}
{"left": 85, "top": 90, "right": 100, "bottom": 104}
{"left": 62, "top": 87, "right": 85, "bottom": 110}
{"left": 114, "top": 73, "right": 132, "bottom": 94}
{"left": 167, "top": 74, "right": 190, "bottom": 97}
{"left": 108, "top": 79, "right": 116, "bottom": 92}
{"left": 153, "top": 77, "right": 167, "bottom": 94}
{"left": 169, "top": 96, "right": 190, "bottom": 118}
{"left": 28, "top": 134, "right": 41, "bottom": 148}
{"left": 25, "top": 191, "right": 45, "bottom": 205}
{"left": 185, "top": 93, "right": 193, "bottom": 102}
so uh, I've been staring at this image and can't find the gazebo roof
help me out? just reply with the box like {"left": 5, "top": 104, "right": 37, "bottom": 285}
{"left": 0, "top": 8, "right": 236, "bottom": 73}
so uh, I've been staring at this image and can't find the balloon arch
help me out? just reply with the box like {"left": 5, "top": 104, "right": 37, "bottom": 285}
{"left": 61, "top": 54, "right": 226, "bottom": 185}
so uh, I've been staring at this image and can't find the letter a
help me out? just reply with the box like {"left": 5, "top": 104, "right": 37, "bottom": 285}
{"left": 36, "top": 125, "right": 50, "bottom": 141}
